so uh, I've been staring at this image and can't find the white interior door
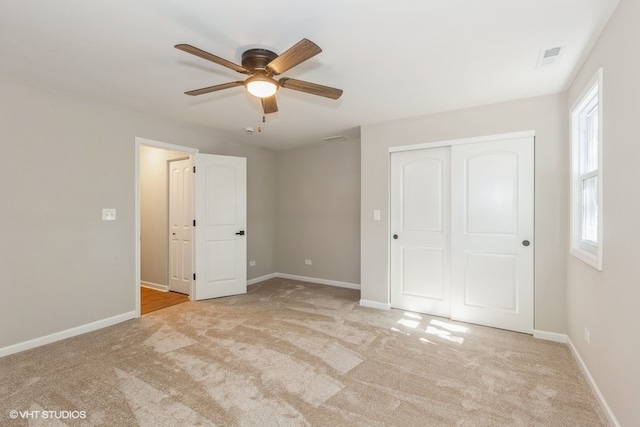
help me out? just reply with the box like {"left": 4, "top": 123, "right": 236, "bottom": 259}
{"left": 391, "top": 147, "right": 451, "bottom": 317}
{"left": 450, "top": 136, "right": 534, "bottom": 333}
{"left": 194, "top": 154, "right": 247, "bottom": 300}
{"left": 168, "top": 158, "right": 192, "bottom": 295}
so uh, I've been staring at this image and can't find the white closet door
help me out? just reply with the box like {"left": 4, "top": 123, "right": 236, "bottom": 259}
{"left": 450, "top": 136, "right": 534, "bottom": 333}
{"left": 390, "top": 147, "right": 451, "bottom": 317}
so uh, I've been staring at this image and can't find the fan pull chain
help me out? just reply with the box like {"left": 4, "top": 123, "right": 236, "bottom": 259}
{"left": 256, "top": 114, "right": 266, "bottom": 132}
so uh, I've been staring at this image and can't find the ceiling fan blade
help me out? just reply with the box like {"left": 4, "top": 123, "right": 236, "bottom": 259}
{"left": 261, "top": 96, "right": 278, "bottom": 114}
{"left": 266, "top": 39, "right": 322, "bottom": 75}
{"left": 279, "top": 78, "right": 343, "bottom": 100}
{"left": 185, "top": 81, "right": 244, "bottom": 96}
{"left": 175, "top": 44, "right": 248, "bottom": 74}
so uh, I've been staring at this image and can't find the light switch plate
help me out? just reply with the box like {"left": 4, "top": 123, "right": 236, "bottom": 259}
{"left": 102, "top": 208, "right": 116, "bottom": 221}
{"left": 374, "top": 210, "right": 381, "bottom": 221}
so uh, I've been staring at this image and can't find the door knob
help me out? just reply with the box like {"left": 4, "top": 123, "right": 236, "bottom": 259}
{"left": 393, "top": 234, "right": 398, "bottom": 239}
{"left": 522, "top": 240, "right": 530, "bottom": 247}
{"left": 236, "top": 230, "right": 245, "bottom": 236}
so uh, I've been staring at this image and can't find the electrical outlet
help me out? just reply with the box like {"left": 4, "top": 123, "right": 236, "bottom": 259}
{"left": 249, "top": 261, "right": 256, "bottom": 267}
{"left": 102, "top": 208, "right": 116, "bottom": 221}
{"left": 583, "top": 327, "right": 590, "bottom": 343}
{"left": 305, "top": 259, "right": 312, "bottom": 265}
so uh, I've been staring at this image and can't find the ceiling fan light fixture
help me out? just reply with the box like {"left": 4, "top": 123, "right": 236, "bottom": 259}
{"left": 245, "top": 73, "right": 278, "bottom": 98}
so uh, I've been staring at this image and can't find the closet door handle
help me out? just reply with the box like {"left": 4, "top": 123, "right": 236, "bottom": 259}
{"left": 393, "top": 234, "right": 398, "bottom": 239}
{"left": 522, "top": 240, "right": 530, "bottom": 247}
{"left": 236, "top": 230, "right": 245, "bottom": 236}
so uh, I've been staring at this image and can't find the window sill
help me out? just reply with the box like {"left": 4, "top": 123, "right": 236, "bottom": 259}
{"left": 570, "top": 247, "right": 602, "bottom": 271}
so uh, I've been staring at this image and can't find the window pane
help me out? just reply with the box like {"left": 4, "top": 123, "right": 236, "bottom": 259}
{"left": 580, "top": 103, "right": 599, "bottom": 174}
{"left": 582, "top": 176, "right": 598, "bottom": 243}
{"left": 586, "top": 108, "right": 598, "bottom": 171}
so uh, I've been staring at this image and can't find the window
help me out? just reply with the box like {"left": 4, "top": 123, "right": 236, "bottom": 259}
{"left": 570, "top": 68, "right": 603, "bottom": 270}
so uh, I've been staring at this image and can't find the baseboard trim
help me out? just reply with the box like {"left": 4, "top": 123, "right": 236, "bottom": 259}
{"left": 0, "top": 311, "right": 136, "bottom": 358}
{"left": 533, "top": 329, "right": 567, "bottom": 343}
{"left": 567, "top": 336, "right": 620, "bottom": 427}
{"left": 247, "top": 273, "right": 277, "bottom": 286}
{"left": 275, "top": 273, "right": 361, "bottom": 290}
{"left": 141, "top": 281, "right": 169, "bottom": 292}
{"left": 359, "top": 299, "right": 391, "bottom": 310}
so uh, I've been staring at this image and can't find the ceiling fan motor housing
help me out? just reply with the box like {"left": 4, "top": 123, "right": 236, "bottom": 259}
{"left": 241, "top": 49, "right": 278, "bottom": 72}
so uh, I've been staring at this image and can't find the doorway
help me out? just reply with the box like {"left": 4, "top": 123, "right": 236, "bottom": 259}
{"left": 135, "top": 137, "right": 248, "bottom": 317}
{"left": 138, "top": 141, "right": 196, "bottom": 315}
{"left": 134, "top": 138, "right": 198, "bottom": 317}
{"left": 390, "top": 132, "right": 534, "bottom": 333}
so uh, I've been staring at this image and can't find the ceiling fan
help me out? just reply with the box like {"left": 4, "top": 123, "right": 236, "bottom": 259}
{"left": 175, "top": 38, "right": 343, "bottom": 114}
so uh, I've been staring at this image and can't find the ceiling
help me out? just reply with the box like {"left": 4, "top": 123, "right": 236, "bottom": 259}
{"left": 0, "top": 0, "right": 619, "bottom": 151}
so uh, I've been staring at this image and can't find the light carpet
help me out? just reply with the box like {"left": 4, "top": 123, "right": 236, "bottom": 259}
{"left": 0, "top": 278, "right": 608, "bottom": 426}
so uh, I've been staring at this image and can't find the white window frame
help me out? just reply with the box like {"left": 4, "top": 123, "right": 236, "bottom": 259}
{"left": 570, "top": 68, "right": 603, "bottom": 270}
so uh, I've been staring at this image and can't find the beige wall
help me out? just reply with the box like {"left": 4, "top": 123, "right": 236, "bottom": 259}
{"left": 361, "top": 93, "right": 569, "bottom": 333}
{"left": 566, "top": 0, "right": 639, "bottom": 424}
{"left": 0, "top": 74, "right": 276, "bottom": 349}
{"left": 276, "top": 139, "right": 361, "bottom": 284}
{"left": 139, "top": 146, "right": 186, "bottom": 287}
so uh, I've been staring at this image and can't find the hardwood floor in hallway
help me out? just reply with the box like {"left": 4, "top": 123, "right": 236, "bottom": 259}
{"left": 140, "top": 286, "right": 189, "bottom": 315}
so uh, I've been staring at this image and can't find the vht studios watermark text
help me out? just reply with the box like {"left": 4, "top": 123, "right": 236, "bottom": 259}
{"left": 9, "top": 409, "right": 87, "bottom": 420}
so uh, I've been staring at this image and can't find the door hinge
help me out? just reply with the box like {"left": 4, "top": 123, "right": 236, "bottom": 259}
{"left": 193, "top": 273, "right": 196, "bottom": 281}
{"left": 193, "top": 166, "right": 196, "bottom": 173}
{"left": 193, "top": 219, "right": 196, "bottom": 227}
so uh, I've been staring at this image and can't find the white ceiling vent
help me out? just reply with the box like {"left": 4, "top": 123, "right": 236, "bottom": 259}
{"left": 321, "top": 135, "right": 346, "bottom": 142}
{"left": 536, "top": 46, "right": 564, "bottom": 68}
